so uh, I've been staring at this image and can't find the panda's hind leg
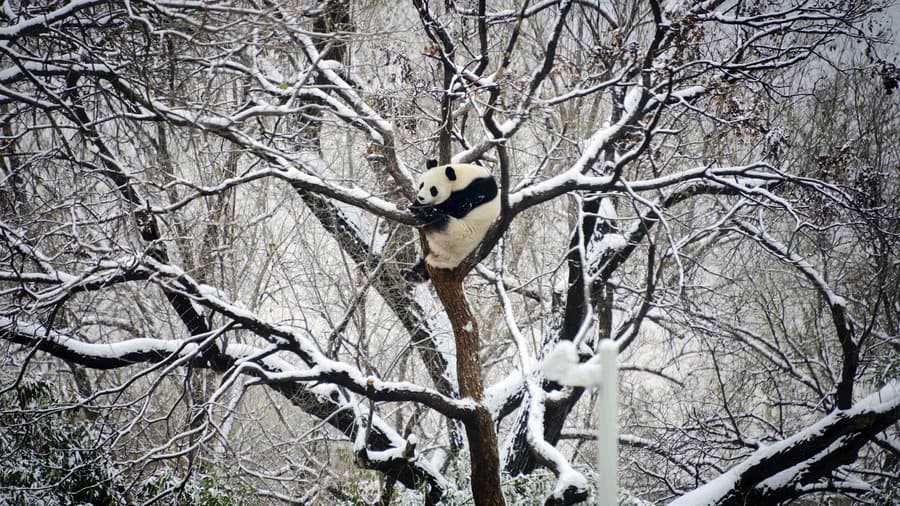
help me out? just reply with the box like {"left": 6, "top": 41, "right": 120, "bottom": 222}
{"left": 401, "top": 258, "right": 430, "bottom": 283}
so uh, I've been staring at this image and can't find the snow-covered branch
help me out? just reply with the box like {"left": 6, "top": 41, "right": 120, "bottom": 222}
{"left": 494, "top": 242, "right": 589, "bottom": 503}
{"left": 670, "top": 381, "right": 900, "bottom": 506}
{"left": 0, "top": 314, "right": 471, "bottom": 420}
{"left": 1, "top": 0, "right": 894, "bottom": 504}
{"left": 0, "top": 315, "right": 449, "bottom": 499}
{"left": 731, "top": 218, "right": 858, "bottom": 409}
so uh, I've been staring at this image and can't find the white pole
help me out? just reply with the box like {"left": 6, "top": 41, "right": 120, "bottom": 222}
{"left": 596, "top": 339, "right": 618, "bottom": 505}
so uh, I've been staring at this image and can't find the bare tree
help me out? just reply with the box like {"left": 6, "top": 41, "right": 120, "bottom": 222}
{"left": 1, "top": 1, "right": 897, "bottom": 505}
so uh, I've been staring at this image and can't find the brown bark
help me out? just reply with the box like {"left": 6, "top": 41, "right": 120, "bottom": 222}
{"left": 429, "top": 265, "right": 506, "bottom": 506}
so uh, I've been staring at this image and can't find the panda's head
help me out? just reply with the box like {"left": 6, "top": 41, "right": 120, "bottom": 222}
{"left": 415, "top": 159, "right": 490, "bottom": 206}
{"left": 415, "top": 160, "right": 455, "bottom": 206}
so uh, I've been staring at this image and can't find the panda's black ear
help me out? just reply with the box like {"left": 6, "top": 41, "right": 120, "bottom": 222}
{"left": 426, "top": 159, "right": 438, "bottom": 169}
{"left": 445, "top": 166, "right": 457, "bottom": 181}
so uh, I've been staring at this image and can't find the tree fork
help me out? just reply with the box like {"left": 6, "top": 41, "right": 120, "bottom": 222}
{"left": 429, "top": 265, "right": 506, "bottom": 506}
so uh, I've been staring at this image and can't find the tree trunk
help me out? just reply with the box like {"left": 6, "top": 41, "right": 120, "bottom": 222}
{"left": 430, "top": 266, "right": 506, "bottom": 506}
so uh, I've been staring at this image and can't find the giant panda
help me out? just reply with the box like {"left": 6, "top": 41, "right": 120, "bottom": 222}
{"left": 404, "top": 159, "right": 501, "bottom": 282}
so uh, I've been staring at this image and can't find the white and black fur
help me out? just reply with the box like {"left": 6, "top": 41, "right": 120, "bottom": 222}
{"left": 405, "top": 160, "right": 500, "bottom": 282}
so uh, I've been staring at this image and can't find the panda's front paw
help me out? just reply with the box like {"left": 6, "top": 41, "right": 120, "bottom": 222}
{"left": 408, "top": 204, "right": 426, "bottom": 219}
{"left": 410, "top": 204, "right": 439, "bottom": 224}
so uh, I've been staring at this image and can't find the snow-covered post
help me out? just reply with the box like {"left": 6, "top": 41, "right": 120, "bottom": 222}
{"left": 541, "top": 339, "right": 619, "bottom": 504}
{"left": 596, "top": 339, "right": 618, "bottom": 506}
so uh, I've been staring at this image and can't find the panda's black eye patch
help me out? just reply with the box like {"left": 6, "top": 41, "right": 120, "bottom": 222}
{"left": 419, "top": 182, "right": 424, "bottom": 189}
{"left": 430, "top": 186, "right": 438, "bottom": 197}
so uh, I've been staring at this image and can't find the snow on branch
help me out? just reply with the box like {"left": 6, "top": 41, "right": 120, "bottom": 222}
{"left": 0, "top": 317, "right": 450, "bottom": 495}
{"left": 509, "top": 162, "right": 784, "bottom": 214}
{"left": 3, "top": 262, "right": 475, "bottom": 421}
{"left": 142, "top": 261, "right": 470, "bottom": 416}
{"left": 493, "top": 243, "right": 590, "bottom": 503}
{"left": 0, "top": 316, "right": 207, "bottom": 370}
{"left": 1, "top": 213, "right": 463, "bottom": 421}
{"left": 730, "top": 220, "right": 846, "bottom": 309}
{"left": 0, "top": 253, "right": 153, "bottom": 311}
{"left": 241, "top": 362, "right": 476, "bottom": 421}
{"left": 10, "top": 38, "right": 412, "bottom": 227}
{"left": 0, "top": 0, "right": 106, "bottom": 40}
{"left": 730, "top": 218, "right": 858, "bottom": 409}
{"left": 131, "top": 94, "right": 418, "bottom": 225}
{"left": 669, "top": 381, "right": 900, "bottom": 506}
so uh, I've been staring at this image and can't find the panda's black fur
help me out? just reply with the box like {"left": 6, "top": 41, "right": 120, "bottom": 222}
{"left": 412, "top": 173, "right": 498, "bottom": 231}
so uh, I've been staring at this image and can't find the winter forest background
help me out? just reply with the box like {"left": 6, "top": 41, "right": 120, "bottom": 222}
{"left": 1, "top": 0, "right": 898, "bottom": 505}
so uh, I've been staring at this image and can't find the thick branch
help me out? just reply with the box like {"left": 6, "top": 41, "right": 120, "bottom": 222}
{"left": 669, "top": 381, "right": 900, "bottom": 506}
{"left": 0, "top": 316, "right": 449, "bottom": 502}
{"left": 428, "top": 268, "right": 506, "bottom": 506}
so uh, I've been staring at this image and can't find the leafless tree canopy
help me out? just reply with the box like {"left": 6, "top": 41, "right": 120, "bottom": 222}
{"left": 0, "top": 0, "right": 897, "bottom": 505}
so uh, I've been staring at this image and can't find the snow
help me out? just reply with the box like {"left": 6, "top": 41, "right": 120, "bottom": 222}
{"left": 586, "top": 233, "right": 629, "bottom": 270}
{"left": 277, "top": 166, "right": 403, "bottom": 216}
{"left": 238, "top": 347, "right": 476, "bottom": 415}
{"left": 733, "top": 219, "right": 848, "bottom": 309}
{"left": 540, "top": 341, "right": 604, "bottom": 387}
{"left": 553, "top": 467, "right": 591, "bottom": 500}
{"left": 285, "top": 152, "right": 388, "bottom": 253}
{"left": 598, "top": 233, "right": 628, "bottom": 251}
{"left": 510, "top": 172, "right": 614, "bottom": 208}
{"left": 526, "top": 386, "right": 590, "bottom": 498}
{"left": 3, "top": 314, "right": 451, "bottom": 490}
{"left": 360, "top": 426, "right": 415, "bottom": 465}
{"left": 508, "top": 113, "right": 635, "bottom": 207}
{"left": 0, "top": 61, "right": 115, "bottom": 83}
{"left": 510, "top": 119, "right": 767, "bottom": 209}
{"left": 598, "top": 197, "right": 618, "bottom": 220}
{"left": 138, "top": 95, "right": 403, "bottom": 222}
{"left": 669, "top": 470, "right": 739, "bottom": 506}
{"left": 669, "top": 380, "right": 900, "bottom": 506}
{"left": 259, "top": 59, "right": 284, "bottom": 83}
{"left": 492, "top": 252, "right": 591, "bottom": 498}
{"left": 0, "top": 0, "right": 103, "bottom": 39}
{"left": 0, "top": 316, "right": 199, "bottom": 359}
{"left": 365, "top": 446, "right": 406, "bottom": 462}
{"left": 623, "top": 86, "right": 643, "bottom": 115}
{"left": 296, "top": 32, "right": 395, "bottom": 139}
{"left": 851, "top": 380, "right": 900, "bottom": 411}
{"left": 670, "top": 85, "right": 705, "bottom": 101}
{"left": 483, "top": 371, "right": 524, "bottom": 418}
{"left": 317, "top": 60, "right": 343, "bottom": 72}
{"left": 226, "top": 343, "right": 295, "bottom": 375}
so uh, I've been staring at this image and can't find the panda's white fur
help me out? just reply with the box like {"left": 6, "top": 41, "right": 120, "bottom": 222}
{"left": 412, "top": 162, "right": 500, "bottom": 270}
